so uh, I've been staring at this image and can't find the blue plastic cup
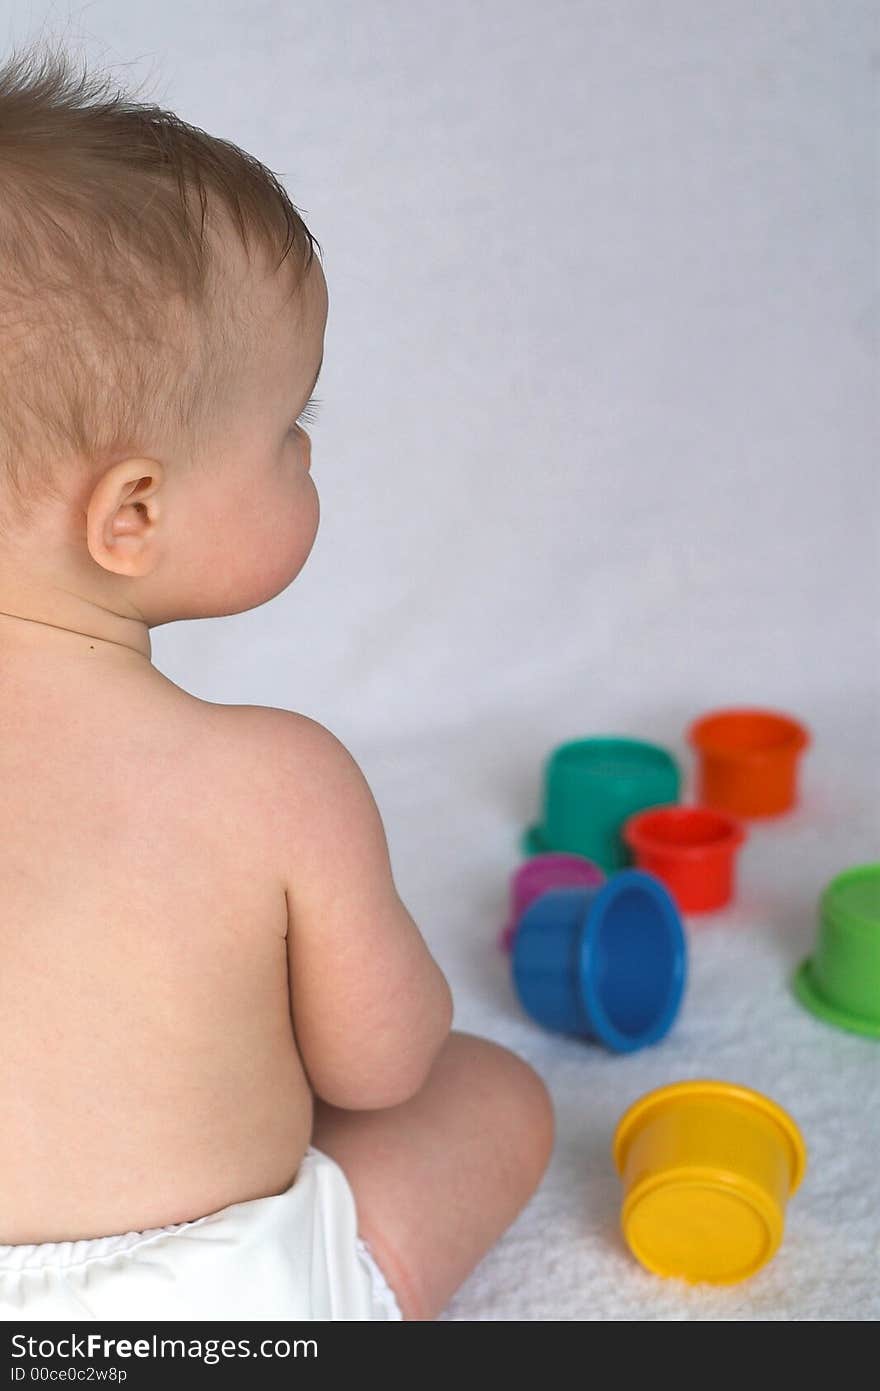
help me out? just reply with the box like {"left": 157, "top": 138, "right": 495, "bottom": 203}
{"left": 511, "top": 870, "right": 687, "bottom": 1053}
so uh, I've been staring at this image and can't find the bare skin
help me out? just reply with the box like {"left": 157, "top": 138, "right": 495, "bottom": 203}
{"left": 0, "top": 228, "right": 553, "bottom": 1317}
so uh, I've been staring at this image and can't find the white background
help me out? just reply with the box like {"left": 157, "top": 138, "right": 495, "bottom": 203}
{"left": 6, "top": 1, "right": 878, "bottom": 1319}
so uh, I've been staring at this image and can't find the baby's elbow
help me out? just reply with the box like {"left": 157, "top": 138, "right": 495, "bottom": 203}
{"left": 435, "top": 973, "right": 454, "bottom": 1049}
{"left": 419, "top": 970, "right": 454, "bottom": 1077}
{"left": 322, "top": 1060, "right": 430, "bottom": 1112}
{"left": 381, "top": 976, "right": 453, "bottom": 1107}
{"left": 324, "top": 980, "right": 454, "bottom": 1113}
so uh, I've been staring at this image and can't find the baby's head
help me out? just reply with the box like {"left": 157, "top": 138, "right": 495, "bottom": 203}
{"left": 0, "top": 40, "right": 328, "bottom": 632}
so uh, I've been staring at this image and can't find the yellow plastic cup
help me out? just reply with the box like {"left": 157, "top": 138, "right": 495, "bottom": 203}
{"left": 612, "top": 1080, "right": 806, "bottom": 1285}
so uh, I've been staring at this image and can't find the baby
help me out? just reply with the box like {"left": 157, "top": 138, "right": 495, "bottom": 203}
{"left": 0, "top": 44, "right": 553, "bottom": 1322}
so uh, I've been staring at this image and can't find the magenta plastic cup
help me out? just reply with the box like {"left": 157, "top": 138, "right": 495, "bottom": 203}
{"left": 500, "top": 852, "right": 606, "bottom": 951}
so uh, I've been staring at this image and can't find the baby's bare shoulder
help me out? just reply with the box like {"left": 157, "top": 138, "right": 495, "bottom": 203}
{"left": 194, "top": 699, "right": 365, "bottom": 831}
{"left": 201, "top": 701, "right": 390, "bottom": 895}
{"left": 207, "top": 701, "right": 350, "bottom": 775}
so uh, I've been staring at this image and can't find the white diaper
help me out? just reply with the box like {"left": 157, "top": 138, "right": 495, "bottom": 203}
{"left": 0, "top": 1147, "right": 402, "bottom": 1321}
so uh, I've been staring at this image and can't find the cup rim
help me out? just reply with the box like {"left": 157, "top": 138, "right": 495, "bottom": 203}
{"left": 686, "top": 708, "right": 810, "bottom": 761}
{"left": 579, "top": 870, "right": 686, "bottom": 1053}
{"left": 793, "top": 957, "right": 880, "bottom": 1038}
{"left": 622, "top": 803, "right": 746, "bottom": 858}
{"left": 612, "top": 1079, "right": 807, "bottom": 1193}
{"left": 620, "top": 1167, "right": 783, "bottom": 1284}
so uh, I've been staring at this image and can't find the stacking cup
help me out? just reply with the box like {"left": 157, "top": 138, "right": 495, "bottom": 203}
{"left": 622, "top": 804, "right": 746, "bottom": 913}
{"left": 523, "top": 737, "right": 681, "bottom": 872}
{"left": 511, "top": 870, "right": 686, "bottom": 1053}
{"left": 499, "top": 852, "right": 605, "bottom": 951}
{"left": 794, "top": 863, "right": 880, "bottom": 1038}
{"left": 687, "top": 707, "right": 810, "bottom": 818}
{"left": 613, "top": 1080, "right": 807, "bottom": 1284}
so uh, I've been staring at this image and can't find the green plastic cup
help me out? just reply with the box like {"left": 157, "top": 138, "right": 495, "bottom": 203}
{"left": 794, "top": 864, "right": 880, "bottom": 1039}
{"left": 523, "top": 736, "right": 681, "bottom": 873}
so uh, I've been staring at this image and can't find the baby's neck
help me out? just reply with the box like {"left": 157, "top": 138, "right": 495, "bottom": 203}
{"left": 0, "top": 565, "right": 153, "bottom": 662}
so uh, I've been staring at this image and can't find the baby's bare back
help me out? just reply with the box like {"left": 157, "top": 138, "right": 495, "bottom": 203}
{"left": 0, "top": 650, "right": 311, "bottom": 1244}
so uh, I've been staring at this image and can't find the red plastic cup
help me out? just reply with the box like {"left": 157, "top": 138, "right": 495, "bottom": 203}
{"left": 687, "top": 708, "right": 810, "bottom": 818}
{"left": 499, "top": 852, "right": 605, "bottom": 951}
{"left": 622, "top": 804, "right": 746, "bottom": 913}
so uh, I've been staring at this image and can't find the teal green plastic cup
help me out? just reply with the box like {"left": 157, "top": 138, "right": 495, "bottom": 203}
{"left": 523, "top": 736, "right": 681, "bottom": 873}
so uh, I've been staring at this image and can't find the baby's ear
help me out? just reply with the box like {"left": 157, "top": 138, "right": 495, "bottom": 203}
{"left": 85, "top": 458, "right": 164, "bottom": 578}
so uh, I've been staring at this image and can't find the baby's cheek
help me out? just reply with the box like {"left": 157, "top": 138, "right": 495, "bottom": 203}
{"left": 197, "top": 469, "right": 317, "bottom": 615}
{"left": 262, "top": 468, "right": 319, "bottom": 592}
{"left": 286, "top": 468, "right": 319, "bottom": 553}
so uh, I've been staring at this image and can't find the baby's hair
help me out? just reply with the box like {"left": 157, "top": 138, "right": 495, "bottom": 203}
{"left": 0, "top": 38, "right": 322, "bottom": 536}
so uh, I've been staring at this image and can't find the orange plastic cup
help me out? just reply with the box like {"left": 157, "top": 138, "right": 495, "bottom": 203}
{"left": 622, "top": 805, "right": 746, "bottom": 913}
{"left": 687, "top": 708, "right": 810, "bottom": 818}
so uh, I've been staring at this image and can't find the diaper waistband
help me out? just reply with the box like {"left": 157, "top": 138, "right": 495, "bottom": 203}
{"left": 0, "top": 1218, "right": 209, "bottom": 1274}
{"left": 0, "top": 1149, "right": 323, "bottom": 1274}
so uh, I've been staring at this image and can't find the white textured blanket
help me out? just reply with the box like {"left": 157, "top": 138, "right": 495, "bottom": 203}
{"left": 130, "top": 0, "right": 877, "bottom": 1320}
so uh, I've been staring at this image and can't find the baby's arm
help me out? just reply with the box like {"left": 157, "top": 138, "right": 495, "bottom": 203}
{"left": 266, "top": 711, "right": 453, "bottom": 1111}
